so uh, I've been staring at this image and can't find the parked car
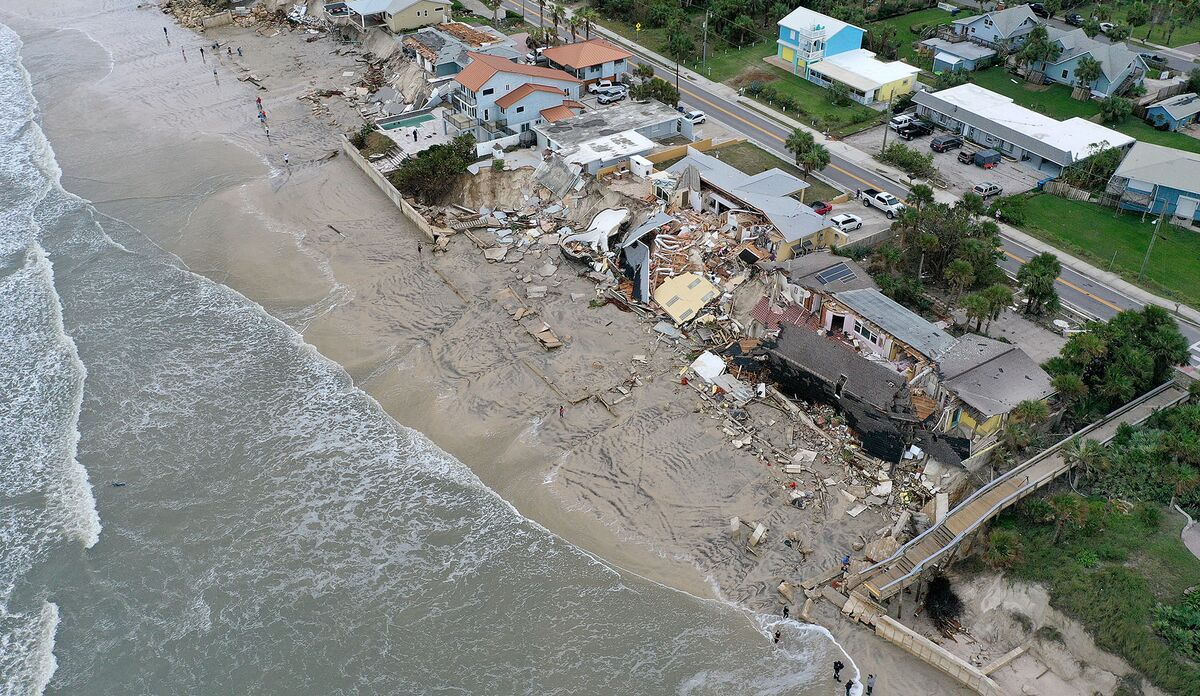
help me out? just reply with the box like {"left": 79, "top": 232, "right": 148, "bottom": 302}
{"left": 830, "top": 213, "right": 863, "bottom": 232}
{"left": 1139, "top": 51, "right": 1167, "bottom": 67}
{"left": 682, "top": 110, "right": 706, "bottom": 125}
{"left": 897, "top": 120, "right": 933, "bottom": 140}
{"left": 588, "top": 79, "right": 617, "bottom": 94}
{"left": 858, "top": 188, "right": 905, "bottom": 218}
{"left": 957, "top": 149, "right": 975, "bottom": 164}
{"left": 1099, "top": 21, "right": 1115, "bottom": 34}
{"left": 525, "top": 47, "right": 547, "bottom": 65}
{"left": 888, "top": 114, "right": 915, "bottom": 131}
{"left": 930, "top": 134, "right": 963, "bottom": 152}
{"left": 972, "top": 182, "right": 1003, "bottom": 199}
{"left": 1065, "top": 12, "right": 1084, "bottom": 25}
{"left": 597, "top": 90, "right": 626, "bottom": 105}
{"left": 1029, "top": 3, "right": 1049, "bottom": 19}
{"left": 809, "top": 200, "right": 833, "bottom": 215}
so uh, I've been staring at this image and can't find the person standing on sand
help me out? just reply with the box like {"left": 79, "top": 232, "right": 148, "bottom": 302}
{"left": 866, "top": 674, "right": 875, "bottom": 695}
{"left": 417, "top": 242, "right": 422, "bottom": 256}
{"left": 213, "top": 68, "right": 219, "bottom": 84}
{"left": 558, "top": 405, "right": 564, "bottom": 419}
{"left": 181, "top": 47, "right": 186, "bottom": 62}
{"left": 163, "top": 27, "right": 169, "bottom": 45}
{"left": 832, "top": 660, "right": 844, "bottom": 682}
{"left": 773, "top": 631, "right": 780, "bottom": 644}
{"left": 283, "top": 153, "right": 290, "bottom": 167}
{"left": 845, "top": 678, "right": 855, "bottom": 696}
{"left": 237, "top": 47, "right": 243, "bottom": 57}
{"left": 781, "top": 605, "right": 789, "bottom": 618}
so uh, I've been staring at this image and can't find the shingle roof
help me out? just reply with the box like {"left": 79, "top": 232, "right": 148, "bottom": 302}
{"left": 495, "top": 82, "right": 566, "bottom": 108}
{"left": 952, "top": 5, "right": 1038, "bottom": 39}
{"left": 937, "top": 333, "right": 1013, "bottom": 379}
{"left": 1151, "top": 92, "right": 1200, "bottom": 121}
{"left": 833, "top": 288, "right": 957, "bottom": 360}
{"left": 944, "top": 345, "right": 1054, "bottom": 418}
{"left": 453, "top": 52, "right": 580, "bottom": 92}
{"left": 770, "top": 325, "right": 908, "bottom": 411}
{"left": 1112, "top": 141, "right": 1200, "bottom": 193}
{"left": 542, "top": 39, "right": 631, "bottom": 69}
{"left": 776, "top": 254, "right": 878, "bottom": 293}
{"left": 1046, "top": 27, "right": 1145, "bottom": 82}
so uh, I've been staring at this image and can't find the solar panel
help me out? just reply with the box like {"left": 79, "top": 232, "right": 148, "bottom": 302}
{"left": 815, "top": 262, "right": 857, "bottom": 285}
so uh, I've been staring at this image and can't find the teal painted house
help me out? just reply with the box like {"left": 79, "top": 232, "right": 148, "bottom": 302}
{"left": 1030, "top": 28, "right": 1146, "bottom": 98}
{"left": 1108, "top": 142, "right": 1200, "bottom": 222}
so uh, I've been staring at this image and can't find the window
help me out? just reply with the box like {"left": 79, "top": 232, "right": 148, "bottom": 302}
{"left": 853, "top": 320, "right": 878, "bottom": 344}
{"left": 1061, "top": 69, "right": 1068, "bottom": 78}
{"left": 482, "top": 87, "right": 494, "bottom": 95}
{"left": 483, "top": 108, "right": 489, "bottom": 120}
{"left": 515, "top": 106, "right": 524, "bottom": 113}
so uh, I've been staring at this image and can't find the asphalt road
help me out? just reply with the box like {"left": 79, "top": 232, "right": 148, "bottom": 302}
{"left": 498, "top": 0, "right": 1200, "bottom": 363}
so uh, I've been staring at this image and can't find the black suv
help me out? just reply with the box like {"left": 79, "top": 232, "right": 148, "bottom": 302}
{"left": 1029, "top": 3, "right": 1049, "bottom": 18}
{"left": 930, "top": 134, "right": 963, "bottom": 152}
{"left": 1065, "top": 12, "right": 1084, "bottom": 25}
{"left": 896, "top": 120, "right": 933, "bottom": 140}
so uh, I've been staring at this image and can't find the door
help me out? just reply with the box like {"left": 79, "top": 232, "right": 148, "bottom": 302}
{"left": 830, "top": 314, "right": 845, "bottom": 334}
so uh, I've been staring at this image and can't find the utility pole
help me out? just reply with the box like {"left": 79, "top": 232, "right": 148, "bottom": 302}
{"left": 702, "top": 10, "right": 710, "bottom": 65}
{"left": 879, "top": 94, "right": 895, "bottom": 155}
{"left": 1138, "top": 202, "right": 1166, "bottom": 281}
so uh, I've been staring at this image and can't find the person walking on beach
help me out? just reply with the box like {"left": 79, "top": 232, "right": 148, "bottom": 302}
{"left": 227, "top": 46, "right": 233, "bottom": 57}
{"left": 845, "top": 678, "right": 855, "bottom": 696}
{"left": 237, "top": 47, "right": 243, "bottom": 57}
{"left": 181, "top": 47, "right": 187, "bottom": 62}
{"left": 781, "top": 605, "right": 789, "bottom": 619}
{"left": 199, "top": 46, "right": 205, "bottom": 62}
{"left": 832, "top": 660, "right": 844, "bottom": 682}
{"left": 773, "top": 631, "right": 781, "bottom": 644}
{"left": 213, "top": 68, "right": 219, "bottom": 84}
{"left": 283, "top": 153, "right": 290, "bottom": 167}
{"left": 163, "top": 26, "right": 169, "bottom": 45}
{"left": 558, "top": 405, "right": 564, "bottom": 419}
{"left": 256, "top": 96, "right": 262, "bottom": 108}
{"left": 866, "top": 674, "right": 875, "bottom": 695}
{"left": 265, "top": 126, "right": 271, "bottom": 142}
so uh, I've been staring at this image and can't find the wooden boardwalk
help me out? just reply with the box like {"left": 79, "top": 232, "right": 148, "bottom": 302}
{"left": 854, "top": 382, "right": 1188, "bottom": 601}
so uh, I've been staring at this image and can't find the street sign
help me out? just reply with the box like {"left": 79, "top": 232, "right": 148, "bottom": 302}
{"left": 635, "top": 22, "right": 641, "bottom": 32}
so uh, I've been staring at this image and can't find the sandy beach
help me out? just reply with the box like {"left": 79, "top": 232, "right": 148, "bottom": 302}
{"left": 0, "top": 1, "right": 985, "bottom": 692}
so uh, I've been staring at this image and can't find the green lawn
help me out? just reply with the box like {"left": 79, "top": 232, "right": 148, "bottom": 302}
{"left": 866, "top": 7, "right": 954, "bottom": 62}
{"left": 1016, "top": 193, "right": 1200, "bottom": 309}
{"left": 992, "top": 497, "right": 1200, "bottom": 696}
{"left": 970, "top": 68, "right": 1200, "bottom": 155}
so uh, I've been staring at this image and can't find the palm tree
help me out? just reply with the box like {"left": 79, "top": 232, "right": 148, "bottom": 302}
{"left": 551, "top": 3, "right": 565, "bottom": 34}
{"left": 944, "top": 259, "right": 974, "bottom": 307}
{"left": 1017, "top": 26, "right": 1062, "bottom": 82}
{"left": 785, "top": 128, "right": 815, "bottom": 166}
{"left": 876, "top": 243, "right": 903, "bottom": 274}
{"left": 907, "top": 183, "right": 935, "bottom": 212}
{"left": 575, "top": 7, "right": 599, "bottom": 39}
{"left": 982, "top": 283, "right": 1013, "bottom": 333}
{"left": 1047, "top": 493, "right": 1087, "bottom": 544}
{"left": 569, "top": 15, "right": 578, "bottom": 41}
{"left": 483, "top": 0, "right": 502, "bottom": 28}
{"left": 1011, "top": 399, "right": 1049, "bottom": 426}
{"left": 1073, "top": 55, "right": 1103, "bottom": 99}
{"left": 1051, "top": 372, "right": 1087, "bottom": 410}
{"left": 963, "top": 292, "right": 990, "bottom": 332}
{"left": 985, "top": 529, "right": 1024, "bottom": 569}
{"left": 1061, "top": 436, "right": 1108, "bottom": 489}
{"left": 537, "top": 0, "right": 546, "bottom": 27}
{"left": 798, "top": 143, "right": 831, "bottom": 181}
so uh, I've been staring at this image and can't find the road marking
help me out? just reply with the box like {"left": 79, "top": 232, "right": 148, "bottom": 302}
{"left": 1001, "top": 250, "right": 1123, "bottom": 312}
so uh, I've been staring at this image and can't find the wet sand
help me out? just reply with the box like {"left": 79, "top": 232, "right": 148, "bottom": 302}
{"left": 0, "top": 2, "right": 976, "bottom": 692}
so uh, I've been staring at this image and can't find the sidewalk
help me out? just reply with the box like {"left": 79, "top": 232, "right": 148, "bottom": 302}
{"left": 582, "top": 9, "right": 1200, "bottom": 329}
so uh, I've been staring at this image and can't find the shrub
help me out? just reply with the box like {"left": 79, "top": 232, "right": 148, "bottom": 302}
{"left": 878, "top": 142, "right": 935, "bottom": 178}
{"left": 987, "top": 194, "right": 1028, "bottom": 226}
{"left": 744, "top": 81, "right": 765, "bottom": 96}
{"left": 361, "top": 130, "right": 397, "bottom": 158}
{"left": 760, "top": 85, "right": 778, "bottom": 103}
{"left": 827, "top": 81, "right": 853, "bottom": 107}
{"left": 491, "top": 158, "right": 505, "bottom": 171}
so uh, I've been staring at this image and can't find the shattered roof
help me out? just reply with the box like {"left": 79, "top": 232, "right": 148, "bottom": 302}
{"left": 654, "top": 272, "right": 720, "bottom": 325}
{"left": 665, "top": 148, "right": 826, "bottom": 243}
{"left": 618, "top": 211, "right": 675, "bottom": 248}
{"left": 834, "top": 288, "right": 957, "bottom": 360}
{"left": 770, "top": 324, "right": 908, "bottom": 411}
{"left": 943, "top": 344, "right": 1054, "bottom": 418}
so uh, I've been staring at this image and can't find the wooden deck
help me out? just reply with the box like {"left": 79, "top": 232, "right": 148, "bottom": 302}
{"left": 855, "top": 382, "right": 1188, "bottom": 600}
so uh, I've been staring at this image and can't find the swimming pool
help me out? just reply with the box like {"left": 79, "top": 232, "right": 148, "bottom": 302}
{"left": 379, "top": 113, "right": 435, "bottom": 130}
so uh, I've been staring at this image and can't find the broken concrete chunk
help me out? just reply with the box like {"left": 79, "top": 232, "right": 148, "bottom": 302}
{"left": 526, "top": 285, "right": 547, "bottom": 299}
{"left": 537, "top": 263, "right": 557, "bottom": 277}
{"left": 870, "top": 480, "right": 893, "bottom": 497}
{"left": 482, "top": 247, "right": 507, "bottom": 262}
{"left": 864, "top": 535, "right": 901, "bottom": 563}
{"left": 846, "top": 504, "right": 868, "bottom": 518}
{"left": 654, "top": 321, "right": 682, "bottom": 339}
{"left": 847, "top": 485, "right": 868, "bottom": 499}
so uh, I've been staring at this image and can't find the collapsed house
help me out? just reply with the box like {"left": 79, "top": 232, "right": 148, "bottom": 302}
{"left": 663, "top": 148, "right": 842, "bottom": 259}
{"left": 753, "top": 253, "right": 1053, "bottom": 462}
{"left": 400, "top": 22, "right": 519, "bottom": 80}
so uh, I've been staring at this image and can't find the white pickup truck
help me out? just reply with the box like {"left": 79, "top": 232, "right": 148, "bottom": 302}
{"left": 858, "top": 188, "right": 906, "bottom": 219}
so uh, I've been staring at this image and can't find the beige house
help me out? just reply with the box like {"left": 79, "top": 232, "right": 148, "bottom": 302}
{"left": 329, "top": 0, "right": 450, "bottom": 33}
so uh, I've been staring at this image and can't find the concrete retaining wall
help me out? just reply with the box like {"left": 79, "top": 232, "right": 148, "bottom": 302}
{"left": 200, "top": 11, "right": 233, "bottom": 29}
{"left": 339, "top": 135, "right": 438, "bottom": 241}
{"left": 874, "top": 615, "right": 1004, "bottom": 696}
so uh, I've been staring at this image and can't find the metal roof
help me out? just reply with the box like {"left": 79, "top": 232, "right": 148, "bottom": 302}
{"left": 834, "top": 288, "right": 957, "bottom": 359}
{"left": 919, "top": 37, "right": 996, "bottom": 61}
{"left": 944, "top": 346, "right": 1054, "bottom": 418}
{"left": 1151, "top": 92, "right": 1200, "bottom": 121}
{"left": 914, "top": 84, "right": 1133, "bottom": 166}
{"left": 777, "top": 6, "right": 859, "bottom": 38}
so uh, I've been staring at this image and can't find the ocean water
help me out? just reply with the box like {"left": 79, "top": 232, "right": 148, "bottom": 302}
{"left": 0, "top": 20, "right": 851, "bottom": 696}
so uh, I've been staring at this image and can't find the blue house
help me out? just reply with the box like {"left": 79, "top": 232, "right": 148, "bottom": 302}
{"left": 776, "top": 6, "right": 864, "bottom": 76}
{"left": 1145, "top": 93, "right": 1200, "bottom": 131}
{"left": 950, "top": 5, "right": 1040, "bottom": 49}
{"left": 920, "top": 37, "right": 997, "bottom": 73}
{"left": 1031, "top": 28, "right": 1146, "bottom": 98}
{"left": 1108, "top": 142, "right": 1200, "bottom": 222}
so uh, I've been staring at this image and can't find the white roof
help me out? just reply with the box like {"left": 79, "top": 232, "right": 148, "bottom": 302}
{"left": 778, "top": 6, "right": 857, "bottom": 36}
{"left": 816, "top": 49, "right": 920, "bottom": 91}
{"left": 935, "top": 52, "right": 964, "bottom": 64}
{"left": 346, "top": 0, "right": 392, "bottom": 14}
{"left": 919, "top": 83, "right": 1133, "bottom": 163}
{"left": 562, "top": 129, "right": 655, "bottom": 165}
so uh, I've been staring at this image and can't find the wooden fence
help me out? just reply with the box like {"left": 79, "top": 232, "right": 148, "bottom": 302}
{"left": 1043, "top": 180, "right": 1092, "bottom": 202}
